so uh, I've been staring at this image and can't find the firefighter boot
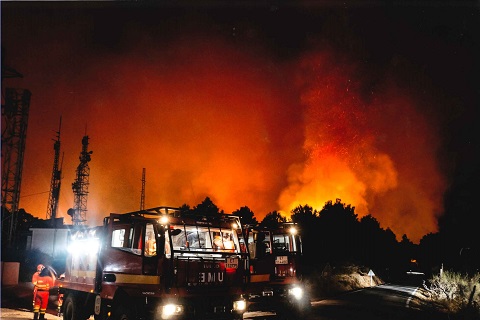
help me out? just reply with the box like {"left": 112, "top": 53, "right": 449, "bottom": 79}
{"left": 33, "top": 312, "right": 39, "bottom": 320}
{"left": 39, "top": 313, "right": 45, "bottom": 320}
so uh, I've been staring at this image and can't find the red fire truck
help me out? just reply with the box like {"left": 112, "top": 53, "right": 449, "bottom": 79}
{"left": 242, "top": 222, "right": 311, "bottom": 318}
{"left": 57, "top": 207, "right": 250, "bottom": 320}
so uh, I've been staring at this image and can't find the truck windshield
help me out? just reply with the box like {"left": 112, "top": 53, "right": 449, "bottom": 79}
{"left": 169, "top": 225, "right": 240, "bottom": 253}
{"left": 272, "top": 233, "right": 301, "bottom": 253}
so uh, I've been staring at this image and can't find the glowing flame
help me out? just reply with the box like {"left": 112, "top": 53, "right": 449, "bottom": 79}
{"left": 13, "top": 29, "right": 445, "bottom": 243}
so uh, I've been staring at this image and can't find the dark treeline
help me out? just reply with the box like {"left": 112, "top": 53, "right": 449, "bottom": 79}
{"left": 175, "top": 197, "right": 479, "bottom": 280}
{"left": 2, "top": 196, "right": 479, "bottom": 281}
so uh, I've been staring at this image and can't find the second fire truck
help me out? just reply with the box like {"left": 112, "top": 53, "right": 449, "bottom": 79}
{"left": 241, "top": 222, "right": 311, "bottom": 318}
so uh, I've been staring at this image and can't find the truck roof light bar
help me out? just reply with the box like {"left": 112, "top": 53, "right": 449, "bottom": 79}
{"left": 121, "top": 206, "right": 182, "bottom": 217}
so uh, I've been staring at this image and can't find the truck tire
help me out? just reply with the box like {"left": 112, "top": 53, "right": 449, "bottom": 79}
{"left": 63, "top": 294, "right": 80, "bottom": 320}
{"left": 63, "top": 294, "right": 90, "bottom": 320}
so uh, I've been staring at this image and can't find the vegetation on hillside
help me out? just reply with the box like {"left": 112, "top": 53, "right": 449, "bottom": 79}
{"left": 306, "top": 264, "right": 384, "bottom": 300}
{"left": 422, "top": 271, "right": 480, "bottom": 319}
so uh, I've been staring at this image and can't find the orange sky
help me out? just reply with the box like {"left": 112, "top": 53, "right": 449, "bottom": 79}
{"left": 3, "top": 5, "right": 449, "bottom": 243}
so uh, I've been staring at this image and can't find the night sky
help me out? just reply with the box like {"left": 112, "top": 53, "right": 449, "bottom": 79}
{"left": 2, "top": 1, "right": 479, "bottom": 243}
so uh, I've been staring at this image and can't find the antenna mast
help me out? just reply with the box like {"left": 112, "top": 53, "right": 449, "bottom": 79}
{"left": 1, "top": 49, "right": 31, "bottom": 247}
{"left": 46, "top": 117, "right": 63, "bottom": 222}
{"left": 140, "top": 168, "right": 146, "bottom": 210}
{"left": 69, "top": 134, "right": 92, "bottom": 225}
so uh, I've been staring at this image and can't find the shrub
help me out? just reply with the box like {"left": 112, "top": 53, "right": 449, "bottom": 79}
{"left": 423, "top": 270, "right": 480, "bottom": 318}
{"left": 306, "top": 263, "right": 383, "bottom": 299}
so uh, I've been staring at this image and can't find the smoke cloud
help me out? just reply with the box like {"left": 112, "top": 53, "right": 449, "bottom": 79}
{"left": 6, "top": 8, "right": 447, "bottom": 243}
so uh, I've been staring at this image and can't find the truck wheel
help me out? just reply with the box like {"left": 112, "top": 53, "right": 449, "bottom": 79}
{"left": 63, "top": 294, "right": 90, "bottom": 320}
{"left": 63, "top": 295, "right": 79, "bottom": 320}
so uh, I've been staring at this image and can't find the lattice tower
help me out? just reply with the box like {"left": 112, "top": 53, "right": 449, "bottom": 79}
{"left": 1, "top": 49, "right": 30, "bottom": 246}
{"left": 1, "top": 86, "right": 31, "bottom": 246}
{"left": 70, "top": 135, "right": 92, "bottom": 225}
{"left": 46, "top": 117, "right": 63, "bottom": 221}
{"left": 140, "top": 168, "right": 146, "bottom": 210}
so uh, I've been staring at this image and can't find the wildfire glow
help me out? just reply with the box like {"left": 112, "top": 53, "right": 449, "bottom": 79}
{"left": 7, "top": 18, "right": 447, "bottom": 243}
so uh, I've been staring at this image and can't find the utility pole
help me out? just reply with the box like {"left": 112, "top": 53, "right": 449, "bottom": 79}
{"left": 46, "top": 117, "right": 63, "bottom": 224}
{"left": 1, "top": 49, "right": 31, "bottom": 247}
{"left": 140, "top": 168, "right": 146, "bottom": 210}
{"left": 68, "top": 134, "right": 92, "bottom": 225}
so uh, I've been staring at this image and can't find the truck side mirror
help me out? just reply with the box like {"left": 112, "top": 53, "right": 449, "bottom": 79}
{"left": 171, "top": 229, "right": 182, "bottom": 236}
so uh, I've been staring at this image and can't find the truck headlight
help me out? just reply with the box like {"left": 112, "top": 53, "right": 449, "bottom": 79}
{"left": 288, "top": 287, "right": 303, "bottom": 300}
{"left": 233, "top": 300, "right": 246, "bottom": 311}
{"left": 161, "top": 304, "right": 183, "bottom": 319}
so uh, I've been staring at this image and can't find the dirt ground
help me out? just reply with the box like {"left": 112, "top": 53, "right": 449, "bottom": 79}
{"left": 1, "top": 282, "right": 62, "bottom": 320}
{"left": 1, "top": 307, "right": 63, "bottom": 320}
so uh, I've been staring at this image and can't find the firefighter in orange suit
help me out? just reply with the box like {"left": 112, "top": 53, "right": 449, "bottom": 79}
{"left": 32, "top": 264, "right": 44, "bottom": 309}
{"left": 32, "top": 265, "right": 55, "bottom": 320}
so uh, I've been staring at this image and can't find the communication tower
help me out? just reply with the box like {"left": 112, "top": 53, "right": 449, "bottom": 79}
{"left": 140, "top": 168, "right": 146, "bottom": 210}
{"left": 46, "top": 117, "right": 64, "bottom": 222}
{"left": 1, "top": 49, "right": 31, "bottom": 247}
{"left": 68, "top": 134, "right": 92, "bottom": 225}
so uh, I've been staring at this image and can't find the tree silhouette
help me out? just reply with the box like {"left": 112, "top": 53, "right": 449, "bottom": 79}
{"left": 192, "top": 197, "right": 221, "bottom": 216}
{"left": 179, "top": 203, "right": 192, "bottom": 214}
{"left": 358, "top": 215, "right": 382, "bottom": 267}
{"left": 418, "top": 232, "right": 443, "bottom": 276}
{"left": 16, "top": 208, "right": 42, "bottom": 231}
{"left": 232, "top": 206, "right": 258, "bottom": 227}
{"left": 318, "top": 199, "right": 359, "bottom": 265}
{"left": 399, "top": 234, "right": 418, "bottom": 272}
{"left": 2, "top": 208, "right": 43, "bottom": 260}
{"left": 290, "top": 204, "right": 318, "bottom": 226}
{"left": 357, "top": 215, "right": 400, "bottom": 278}
{"left": 290, "top": 204, "right": 319, "bottom": 270}
{"left": 259, "top": 210, "right": 286, "bottom": 229}
{"left": 319, "top": 199, "right": 358, "bottom": 225}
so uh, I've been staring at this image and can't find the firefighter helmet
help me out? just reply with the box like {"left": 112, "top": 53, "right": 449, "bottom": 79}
{"left": 36, "top": 264, "right": 45, "bottom": 272}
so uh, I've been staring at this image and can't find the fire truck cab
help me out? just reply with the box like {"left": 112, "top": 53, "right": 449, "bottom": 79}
{"left": 242, "top": 222, "right": 311, "bottom": 317}
{"left": 57, "top": 207, "right": 250, "bottom": 320}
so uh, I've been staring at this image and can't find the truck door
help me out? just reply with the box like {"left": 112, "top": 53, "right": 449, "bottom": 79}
{"left": 247, "top": 230, "right": 274, "bottom": 277}
{"left": 142, "top": 222, "right": 163, "bottom": 275}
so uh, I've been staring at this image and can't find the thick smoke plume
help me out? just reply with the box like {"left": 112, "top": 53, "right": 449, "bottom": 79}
{"left": 279, "top": 50, "right": 446, "bottom": 242}
{"left": 8, "top": 14, "right": 446, "bottom": 243}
